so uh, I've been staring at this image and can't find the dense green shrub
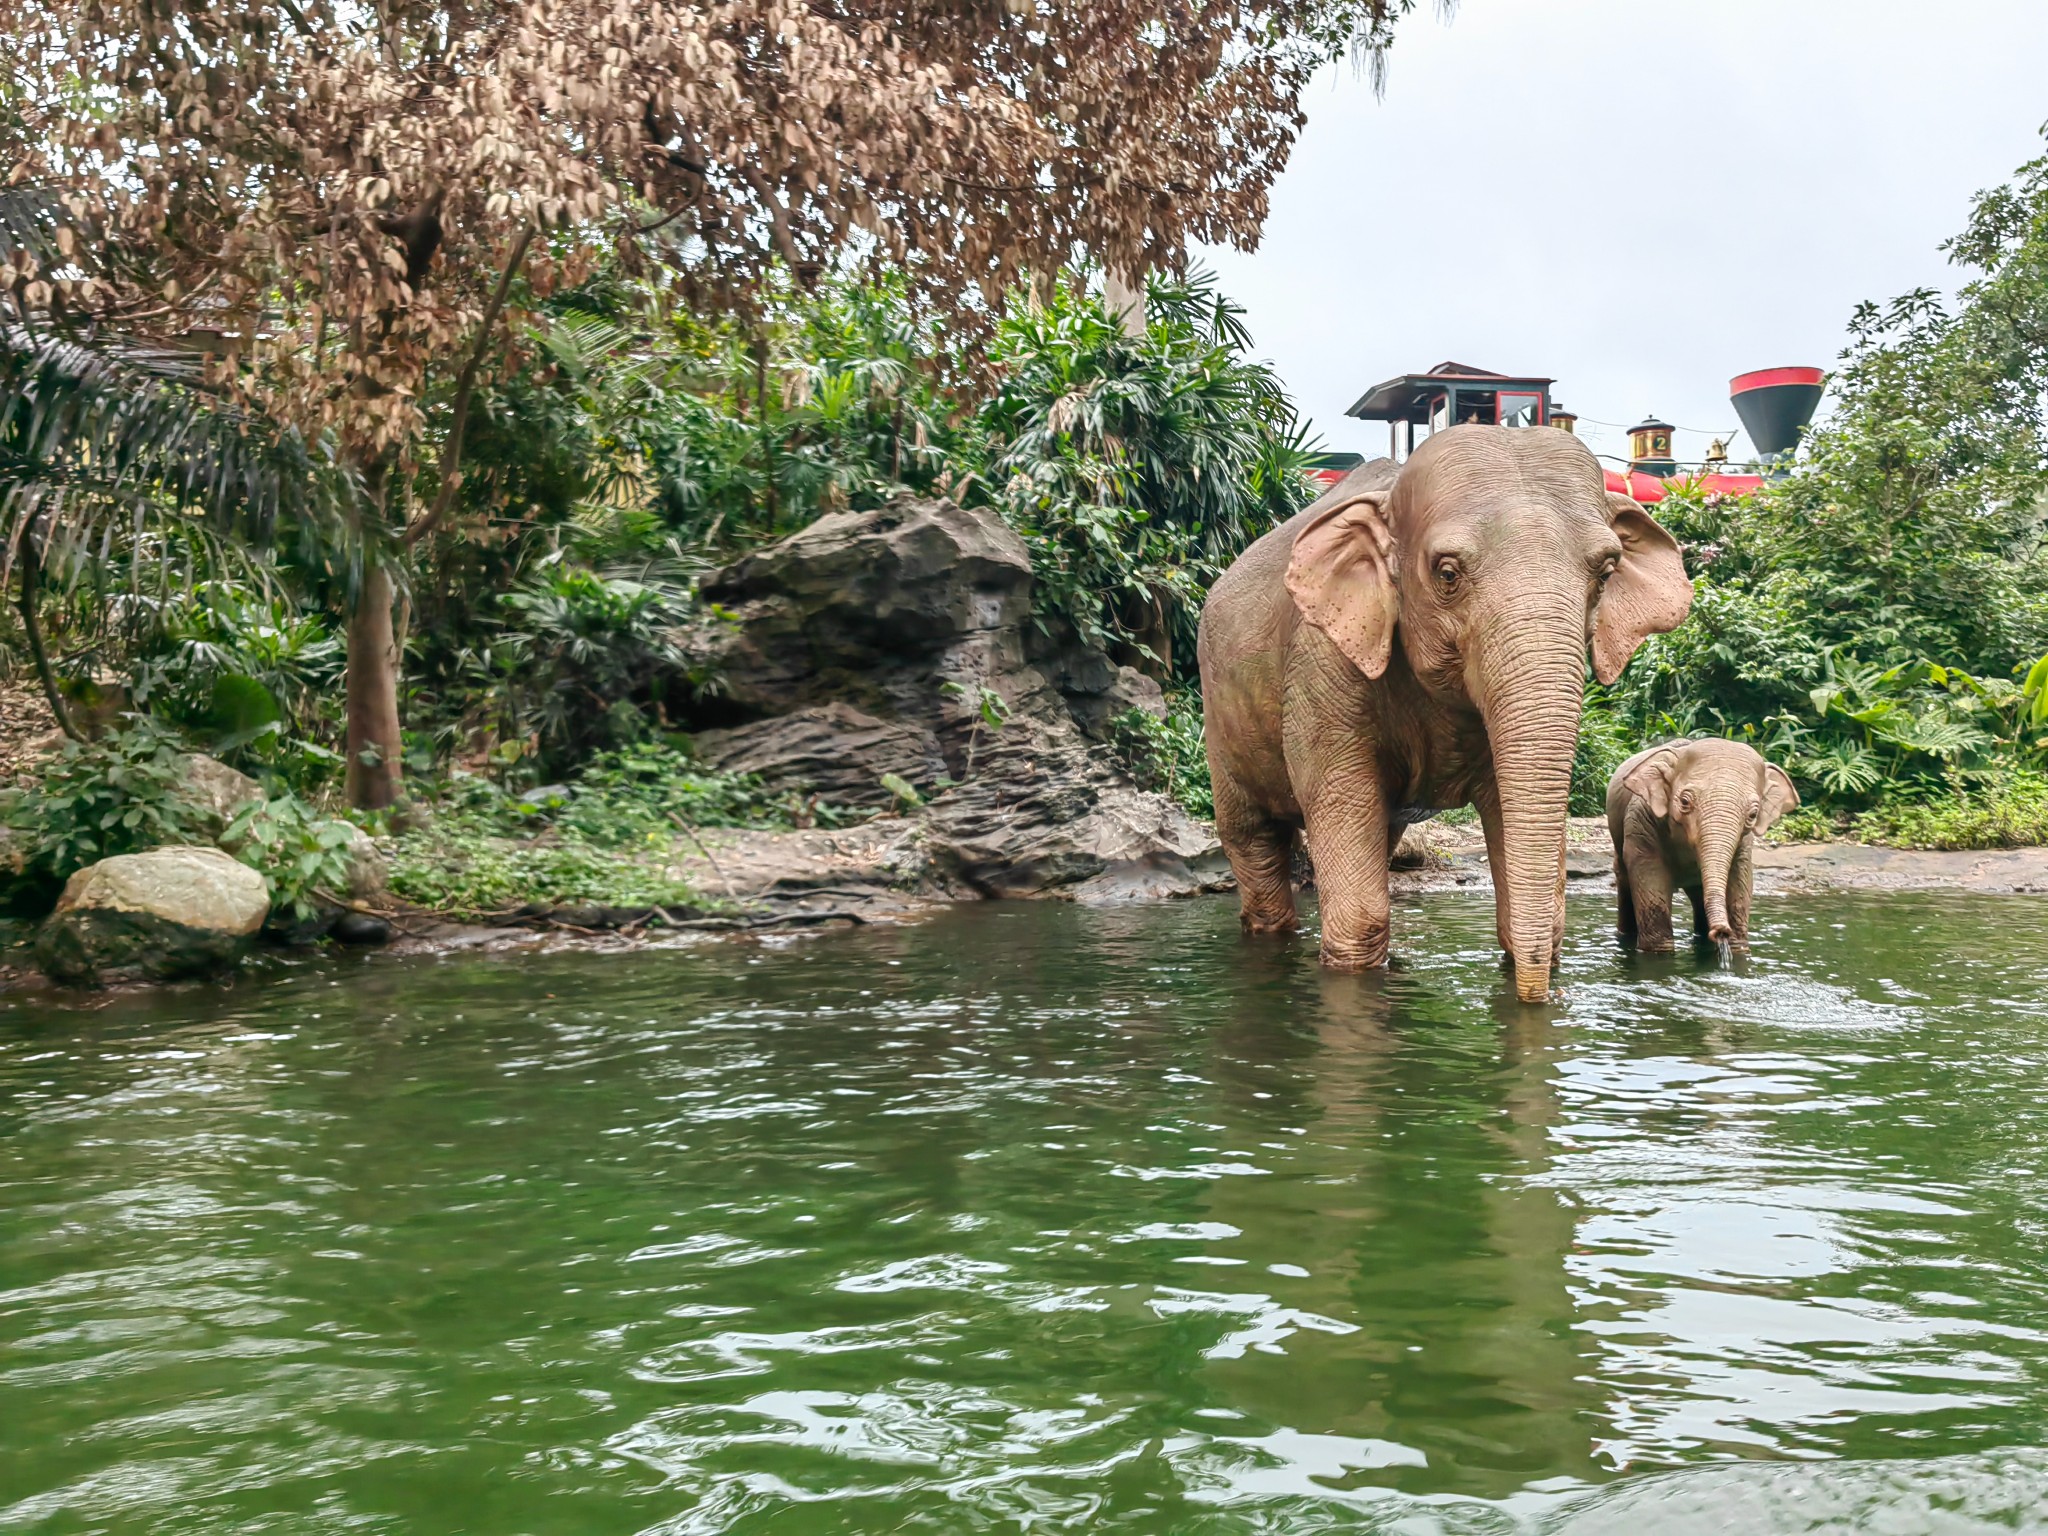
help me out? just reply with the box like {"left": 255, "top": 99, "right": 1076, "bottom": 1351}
{"left": 982, "top": 270, "right": 1316, "bottom": 676}
{"left": 222, "top": 796, "right": 361, "bottom": 922}
{"left": 1778, "top": 766, "right": 2048, "bottom": 850}
{"left": 0, "top": 719, "right": 360, "bottom": 924}
{"left": 1110, "top": 699, "right": 1214, "bottom": 820}
{"left": 3, "top": 721, "right": 214, "bottom": 880}
{"left": 126, "top": 581, "right": 348, "bottom": 789}
{"left": 1571, "top": 690, "right": 1637, "bottom": 818}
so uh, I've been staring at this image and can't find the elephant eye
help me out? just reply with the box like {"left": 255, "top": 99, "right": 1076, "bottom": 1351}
{"left": 1747, "top": 803, "right": 1760, "bottom": 823}
{"left": 1433, "top": 556, "right": 1461, "bottom": 592}
{"left": 1598, "top": 557, "right": 1618, "bottom": 585}
{"left": 1678, "top": 789, "right": 1696, "bottom": 813}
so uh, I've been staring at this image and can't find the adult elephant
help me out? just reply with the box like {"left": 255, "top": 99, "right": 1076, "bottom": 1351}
{"left": 1196, "top": 425, "right": 1692, "bottom": 1001}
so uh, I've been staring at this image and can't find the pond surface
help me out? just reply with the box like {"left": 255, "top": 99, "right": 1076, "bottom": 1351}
{"left": 5, "top": 891, "right": 2048, "bottom": 1533}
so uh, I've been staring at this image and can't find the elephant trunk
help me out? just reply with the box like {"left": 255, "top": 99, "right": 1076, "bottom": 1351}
{"left": 1478, "top": 627, "right": 1585, "bottom": 1003}
{"left": 1696, "top": 811, "right": 1746, "bottom": 941}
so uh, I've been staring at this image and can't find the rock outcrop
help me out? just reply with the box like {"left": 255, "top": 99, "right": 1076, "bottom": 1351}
{"left": 691, "top": 704, "right": 947, "bottom": 810}
{"left": 683, "top": 497, "right": 1217, "bottom": 903}
{"left": 36, "top": 846, "right": 271, "bottom": 984}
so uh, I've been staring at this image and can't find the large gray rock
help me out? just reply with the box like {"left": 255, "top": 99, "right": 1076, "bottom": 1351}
{"left": 691, "top": 704, "right": 947, "bottom": 809}
{"left": 684, "top": 496, "right": 1221, "bottom": 902}
{"left": 36, "top": 846, "right": 270, "bottom": 985}
{"left": 178, "top": 753, "right": 265, "bottom": 831}
{"left": 693, "top": 498, "right": 1051, "bottom": 729}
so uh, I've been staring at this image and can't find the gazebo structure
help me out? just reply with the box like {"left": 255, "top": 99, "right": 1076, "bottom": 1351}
{"left": 1345, "top": 361, "right": 1556, "bottom": 461}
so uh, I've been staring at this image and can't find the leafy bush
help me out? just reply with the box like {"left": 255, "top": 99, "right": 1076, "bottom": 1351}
{"left": 124, "top": 581, "right": 348, "bottom": 789}
{"left": 485, "top": 563, "right": 704, "bottom": 773}
{"left": 1110, "top": 699, "right": 1213, "bottom": 820}
{"left": 221, "top": 796, "right": 361, "bottom": 922}
{"left": 981, "top": 269, "right": 1316, "bottom": 677}
{"left": 4, "top": 720, "right": 214, "bottom": 881}
{"left": 1779, "top": 766, "right": 2048, "bottom": 850}
{"left": 1571, "top": 690, "right": 1636, "bottom": 818}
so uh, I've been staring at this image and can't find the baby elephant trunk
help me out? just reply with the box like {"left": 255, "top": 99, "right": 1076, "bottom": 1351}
{"left": 1702, "top": 886, "right": 1734, "bottom": 943}
{"left": 1697, "top": 815, "right": 1745, "bottom": 942}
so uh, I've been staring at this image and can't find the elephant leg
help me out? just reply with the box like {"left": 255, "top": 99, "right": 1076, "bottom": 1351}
{"left": 1214, "top": 769, "right": 1296, "bottom": 935}
{"left": 1685, "top": 884, "right": 1710, "bottom": 944}
{"left": 1550, "top": 835, "right": 1568, "bottom": 959}
{"left": 1627, "top": 849, "right": 1676, "bottom": 954}
{"left": 1616, "top": 858, "right": 1638, "bottom": 942}
{"left": 1474, "top": 780, "right": 1513, "bottom": 958}
{"left": 1303, "top": 791, "right": 1392, "bottom": 972}
{"left": 1727, "top": 842, "right": 1755, "bottom": 949}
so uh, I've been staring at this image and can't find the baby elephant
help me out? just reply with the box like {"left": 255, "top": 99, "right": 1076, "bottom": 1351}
{"left": 1607, "top": 740, "right": 1799, "bottom": 951}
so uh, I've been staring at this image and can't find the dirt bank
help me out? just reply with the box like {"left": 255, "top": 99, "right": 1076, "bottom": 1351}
{"left": 1390, "top": 816, "right": 2048, "bottom": 897}
{"left": 452, "top": 812, "right": 2048, "bottom": 947}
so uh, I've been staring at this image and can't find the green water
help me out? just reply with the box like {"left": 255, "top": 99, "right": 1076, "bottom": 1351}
{"left": 6, "top": 892, "right": 2048, "bottom": 1533}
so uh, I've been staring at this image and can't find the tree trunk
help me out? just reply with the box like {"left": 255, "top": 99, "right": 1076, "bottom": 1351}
{"left": 344, "top": 555, "right": 405, "bottom": 810}
{"left": 15, "top": 532, "right": 81, "bottom": 742}
{"left": 1103, "top": 266, "right": 1147, "bottom": 339}
{"left": 754, "top": 334, "right": 778, "bottom": 530}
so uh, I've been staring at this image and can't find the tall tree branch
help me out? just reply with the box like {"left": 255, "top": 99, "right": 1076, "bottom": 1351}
{"left": 403, "top": 223, "right": 533, "bottom": 549}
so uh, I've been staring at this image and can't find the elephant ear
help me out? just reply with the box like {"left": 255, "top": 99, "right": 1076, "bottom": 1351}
{"left": 1593, "top": 492, "right": 1693, "bottom": 685}
{"left": 1622, "top": 747, "right": 1680, "bottom": 820}
{"left": 1286, "top": 490, "right": 1399, "bottom": 678}
{"left": 1759, "top": 762, "right": 1800, "bottom": 830}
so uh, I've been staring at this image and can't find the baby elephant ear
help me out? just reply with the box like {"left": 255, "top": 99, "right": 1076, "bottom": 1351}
{"left": 1622, "top": 747, "right": 1680, "bottom": 819}
{"left": 1593, "top": 492, "right": 1693, "bottom": 685}
{"left": 1759, "top": 762, "right": 1800, "bottom": 830}
{"left": 1286, "top": 490, "right": 1399, "bottom": 678}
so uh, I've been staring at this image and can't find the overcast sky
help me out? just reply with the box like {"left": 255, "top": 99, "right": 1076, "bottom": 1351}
{"left": 1197, "top": 0, "right": 2048, "bottom": 471}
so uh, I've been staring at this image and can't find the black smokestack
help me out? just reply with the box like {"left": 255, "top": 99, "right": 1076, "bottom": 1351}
{"left": 1731, "top": 367, "right": 1824, "bottom": 469}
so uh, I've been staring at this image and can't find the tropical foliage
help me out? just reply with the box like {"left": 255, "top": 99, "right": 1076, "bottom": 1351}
{"left": 4, "top": 0, "right": 1419, "bottom": 806}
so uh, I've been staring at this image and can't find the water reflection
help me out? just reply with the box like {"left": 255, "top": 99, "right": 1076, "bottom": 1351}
{"left": 3, "top": 892, "right": 2048, "bottom": 1532}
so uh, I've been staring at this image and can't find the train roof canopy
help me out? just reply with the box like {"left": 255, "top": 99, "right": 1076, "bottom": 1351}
{"left": 1346, "top": 361, "right": 1555, "bottom": 423}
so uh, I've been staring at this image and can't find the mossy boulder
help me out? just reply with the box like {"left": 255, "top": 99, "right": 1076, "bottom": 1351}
{"left": 35, "top": 847, "right": 270, "bottom": 985}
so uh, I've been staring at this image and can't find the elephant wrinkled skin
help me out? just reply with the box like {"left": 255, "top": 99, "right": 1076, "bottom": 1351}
{"left": 1607, "top": 738, "right": 1799, "bottom": 952}
{"left": 1195, "top": 426, "right": 1692, "bottom": 1001}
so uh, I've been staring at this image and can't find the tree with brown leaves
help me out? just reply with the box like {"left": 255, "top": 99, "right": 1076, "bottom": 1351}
{"left": 3, "top": 0, "right": 1412, "bottom": 808}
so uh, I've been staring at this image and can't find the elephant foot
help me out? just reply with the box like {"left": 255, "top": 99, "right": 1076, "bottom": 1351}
{"left": 1319, "top": 939, "right": 1389, "bottom": 972}
{"left": 1634, "top": 937, "right": 1675, "bottom": 955}
{"left": 1513, "top": 959, "right": 1552, "bottom": 1003}
{"left": 1241, "top": 915, "right": 1296, "bottom": 937}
